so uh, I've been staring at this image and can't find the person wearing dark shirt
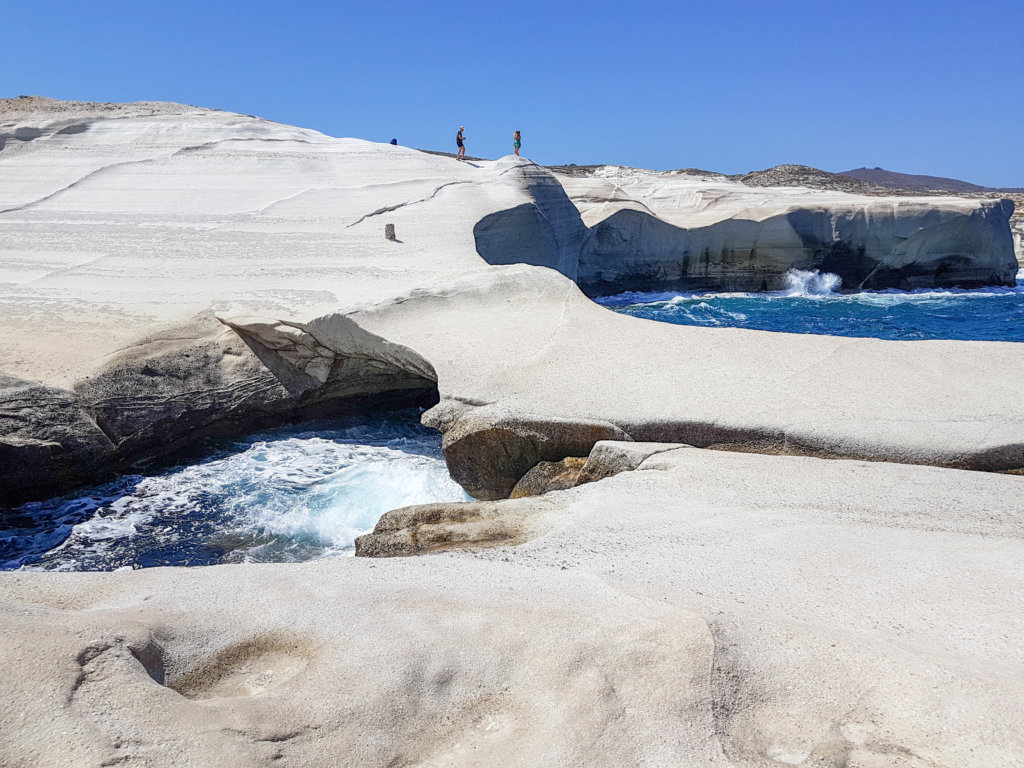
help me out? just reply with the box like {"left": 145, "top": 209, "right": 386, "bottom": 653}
{"left": 456, "top": 126, "right": 466, "bottom": 161}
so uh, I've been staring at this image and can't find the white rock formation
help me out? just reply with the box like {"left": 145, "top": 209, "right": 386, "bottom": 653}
{"left": 554, "top": 165, "right": 1018, "bottom": 293}
{"left": 1, "top": 98, "right": 1024, "bottom": 766}
{"left": 3, "top": 447, "right": 1023, "bottom": 766}
{"left": 0, "top": 97, "right": 586, "bottom": 498}
{"left": 230, "top": 264, "right": 1024, "bottom": 496}
{"left": 0, "top": 97, "right": 579, "bottom": 388}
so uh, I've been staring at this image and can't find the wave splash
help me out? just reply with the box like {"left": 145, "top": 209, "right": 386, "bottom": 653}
{"left": 597, "top": 270, "right": 1024, "bottom": 342}
{"left": 2, "top": 413, "right": 469, "bottom": 571}
{"left": 782, "top": 269, "right": 842, "bottom": 296}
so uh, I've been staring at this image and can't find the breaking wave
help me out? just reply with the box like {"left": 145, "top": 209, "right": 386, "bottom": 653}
{"left": 782, "top": 269, "right": 842, "bottom": 296}
{"left": 1, "top": 411, "right": 469, "bottom": 571}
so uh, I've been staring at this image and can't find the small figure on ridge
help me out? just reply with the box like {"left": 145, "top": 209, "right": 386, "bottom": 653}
{"left": 456, "top": 126, "right": 466, "bottom": 161}
{"left": 513, "top": 130, "right": 521, "bottom": 157}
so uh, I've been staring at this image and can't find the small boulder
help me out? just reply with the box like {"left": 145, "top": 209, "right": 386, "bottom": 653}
{"left": 437, "top": 404, "right": 631, "bottom": 499}
{"left": 355, "top": 499, "right": 539, "bottom": 557}
{"left": 509, "top": 456, "right": 587, "bottom": 498}
{"left": 576, "top": 441, "right": 689, "bottom": 485}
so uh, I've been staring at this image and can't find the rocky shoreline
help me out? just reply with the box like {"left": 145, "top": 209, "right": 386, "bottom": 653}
{"left": 2, "top": 98, "right": 1023, "bottom": 767}
{"left": 2, "top": 98, "right": 1018, "bottom": 502}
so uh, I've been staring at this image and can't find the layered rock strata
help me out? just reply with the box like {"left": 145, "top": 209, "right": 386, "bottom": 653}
{"left": 0, "top": 311, "right": 439, "bottom": 503}
{"left": 2, "top": 98, "right": 1019, "bottom": 504}
{"left": 0, "top": 99, "right": 579, "bottom": 499}
{"left": 553, "top": 166, "right": 1018, "bottom": 294}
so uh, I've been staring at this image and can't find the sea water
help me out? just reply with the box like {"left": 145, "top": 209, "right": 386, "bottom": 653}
{"left": 598, "top": 269, "right": 1024, "bottom": 342}
{"left": 1, "top": 410, "right": 469, "bottom": 572}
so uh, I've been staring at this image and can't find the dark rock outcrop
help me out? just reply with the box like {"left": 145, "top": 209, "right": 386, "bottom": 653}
{"left": 2, "top": 313, "right": 440, "bottom": 504}
{"left": 0, "top": 376, "right": 115, "bottom": 503}
{"left": 424, "top": 404, "right": 631, "bottom": 500}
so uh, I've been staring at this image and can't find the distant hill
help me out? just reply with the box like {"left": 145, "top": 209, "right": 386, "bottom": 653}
{"left": 840, "top": 167, "right": 1024, "bottom": 194}
{"left": 732, "top": 164, "right": 883, "bottom": 194}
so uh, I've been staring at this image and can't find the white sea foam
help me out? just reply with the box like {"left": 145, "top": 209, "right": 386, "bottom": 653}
{"left": 781, "top": 269, "right": 842, "bottom": 296}
{"left": 5, "top": 417, "right": 469, "bottom": 571}
{"left": 593, "top": 268, "right": 1024, "bottom": 344}
{"left": 597, "top": 267, "right": 1023, "bottom": 311}
{"left": 661, "top": 298, "right": 748, "bottom": 325}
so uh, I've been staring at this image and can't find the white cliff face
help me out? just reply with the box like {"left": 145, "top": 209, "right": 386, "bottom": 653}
{"left": 556, "top": 166, "right": 1018, "bottom": 293}
{"left": 1, "top": 99, "right": 1016, "bottom": 389}
{"left": 0, "top": 97, "right": 577, "bottom": 387}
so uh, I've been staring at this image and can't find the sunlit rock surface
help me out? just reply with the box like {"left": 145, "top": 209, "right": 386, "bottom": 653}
{"left": 554, "top": 165, "right": 1018, "bottom": 294}
{"left": 4, "top": 447, "right": 1024, "bottom": 767}
{"left": 2, "top": 98, "right": 1024, "bottom": 767}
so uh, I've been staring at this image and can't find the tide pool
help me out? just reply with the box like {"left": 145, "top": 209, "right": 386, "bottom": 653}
{"left": 598, "top": 269, "right": 1024, "bottom": 342}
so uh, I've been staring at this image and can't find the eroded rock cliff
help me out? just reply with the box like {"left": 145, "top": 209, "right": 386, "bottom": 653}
{"left": 554, "top": 166, "right": 1018, "bottom": 294}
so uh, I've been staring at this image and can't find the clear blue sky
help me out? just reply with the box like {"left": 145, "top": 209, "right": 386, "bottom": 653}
{"left": 5, "top": 0, "right": 1023, "bottom": 187}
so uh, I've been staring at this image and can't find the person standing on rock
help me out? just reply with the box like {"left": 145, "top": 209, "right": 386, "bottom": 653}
{"left": 513, "top": 130, "right": 521, "bottom": 157}
{"left": 456, "top": 126, "right": 466, "bottom": 160}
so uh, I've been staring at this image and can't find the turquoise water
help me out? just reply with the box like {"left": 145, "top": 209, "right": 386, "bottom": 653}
{"left": 1, "top": 410, "right": 469, "bottom": 572}
{"left": 598, "top": 269, "right": 1024, "bottom": 342}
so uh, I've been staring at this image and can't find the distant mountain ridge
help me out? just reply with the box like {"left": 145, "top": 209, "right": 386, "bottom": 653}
{"left": 840, "top": 167, "right": 1024, "bottom": 195}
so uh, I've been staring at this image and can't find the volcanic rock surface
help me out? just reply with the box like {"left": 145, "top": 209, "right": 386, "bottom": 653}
{"left": 4, "top": 447, "right": 1024, "bottom": 767}
{"left": 1, "top": 97, "right": 1023, "bottom": 767}
{"left": 553, "top": 165, "right": 1017, "bottom": 293}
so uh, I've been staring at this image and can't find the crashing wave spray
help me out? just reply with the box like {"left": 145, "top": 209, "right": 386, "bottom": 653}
{"left": 782, "top": 269, "right": 842, "bottom": 296}
{"left": 3, "top": 413, "right": 470, "bottom": 571}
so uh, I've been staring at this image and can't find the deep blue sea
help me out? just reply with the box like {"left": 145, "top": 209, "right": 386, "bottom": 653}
{"left": 0, "top": 410, "right": 469, "bottom": 572}
{"left": 598, "top": 269, "right": 1024, "bottom": 342}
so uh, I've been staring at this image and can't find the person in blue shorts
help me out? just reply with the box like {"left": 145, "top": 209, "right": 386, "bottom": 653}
{"left": 513, "top": 130, "right": 521, "bottom": 157}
